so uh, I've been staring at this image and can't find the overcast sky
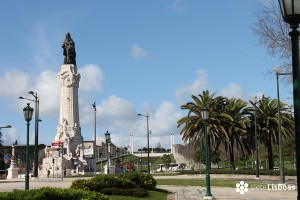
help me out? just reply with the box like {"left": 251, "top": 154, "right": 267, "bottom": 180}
{"left": 0, "top": 0, "right": 291, "bottom": 150}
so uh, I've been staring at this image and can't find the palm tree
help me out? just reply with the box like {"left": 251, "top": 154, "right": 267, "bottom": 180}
{"left": 178, "top": 90, "right": 226, "bottom": 144}
{"left": 249, "top": 96, "right": 294, "bottom": 169}
{"left": 220, "top": 98, "right": 252, "bottom": 169}
{"left": 177, "top": 90, "right": 228, "bottom": 166}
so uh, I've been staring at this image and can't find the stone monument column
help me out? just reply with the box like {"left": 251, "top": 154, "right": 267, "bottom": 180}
{"left": 54, "top": 33, "right": 83, "bottom": 157}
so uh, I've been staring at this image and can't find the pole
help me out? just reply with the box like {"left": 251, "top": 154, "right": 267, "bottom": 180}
{"left": 34, "top": 94, "right": 39, "bottom": 178}
{"left": 61, "top": 143, "right": 64, "bottom": 181}
{"left": 93, "top": 102, "right": 97, "bottom": 174}
{"left": 146, "top": 114, "right": 150, "bottom": 174}
{"left": 204, "top": 121, "right": 212, "bottom": 197}
{"left": 25, "top": 121, "right": 30, "bottom": 190}
{"left": 254, "top": 99, "right": 259, "bottom": 179}
{"left": 106, "top": 140, "right": 109, "bottom": 174}
{"left": 276, "top": 71, "right": 285, "bottom": 184}
{"left": 290, "top": 25, "right": 300, "bottom": 200}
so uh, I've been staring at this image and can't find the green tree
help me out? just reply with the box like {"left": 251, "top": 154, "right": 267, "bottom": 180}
{"left": 177, "top": 90, "right": 228, "bottom": 151}
{"left": 220, "top": 98, "right": 252, "bottom": 170}
{"left": 211, "top": 151, "right": 221, "bottom": 168}
{"left": 250, "top": 96, "right": 294, "bottom": 169}
{"left": 162, "top": 154, "right": 171, "bottom": 170}
{"left": 0, "top": 131, "right": 4, "bottom": 170}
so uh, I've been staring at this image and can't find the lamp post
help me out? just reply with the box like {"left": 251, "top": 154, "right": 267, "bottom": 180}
{"left": 278, "top": 1, "right": 300, "bottom": 199}
{"left": 275, "top": 67, "right": 292, "bottom": 184}
{"left": 137, "top": 113, "right": 150, "bottom": 174}
{"left": 23, "top": 103, "right": 34, "bottom": 190}
{"left": 19, "top": 91, "right": 40, "bottom": 178}
{"left": 105, "top": 131, "right": 111, "bottom": 174}
{"left": 92, "top": 102, "right": 97, "bottom": 174}
{"left": 201, "top": 107, "right": 213, "bottom": 199}
{"left": 253, "top": 97, "right": 259, "bottom": 179}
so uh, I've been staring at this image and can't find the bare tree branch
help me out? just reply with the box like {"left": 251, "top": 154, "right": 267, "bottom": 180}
{"left": 252, "top": 0, "right": 292, "bottom": 86}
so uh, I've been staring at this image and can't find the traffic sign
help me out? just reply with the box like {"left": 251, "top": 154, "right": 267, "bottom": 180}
{"left": 3, "top": 155, "right": 9, "bottom": 163}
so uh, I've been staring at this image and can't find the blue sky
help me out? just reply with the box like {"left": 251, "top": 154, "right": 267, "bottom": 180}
{"left": 0, "top": 0, "right": 291, "bottom": 150}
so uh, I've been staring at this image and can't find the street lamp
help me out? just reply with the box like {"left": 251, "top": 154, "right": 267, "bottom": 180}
{"left": 253, "top": 97, "right": 259, "bottom": 179}
{"left": 0, "top": 125, "right": 12, "bottom": 129}
{"left": 275, "top": 67, "right": 292, "bottom": 184}
{"left": 23, "top": 103, "right": 34, "bottom": 190}
{"left": 19, "top": 91, "right": 40, "bottom": 178}
{"left": 278, "top": 1, "right": 300, "bottom": 199}
{"left": 201, "top": 107, "right": 213, "bottom": 199}
{"left": 92, "top": 102, "right": 97, "bottom": 174}
{"left": 137, "top": 113, "right": 150, "bottom": 174}
{"left": 105, "top": 131, "right": 111, "bottom": 174}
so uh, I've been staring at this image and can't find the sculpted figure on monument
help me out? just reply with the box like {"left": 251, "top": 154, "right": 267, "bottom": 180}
{"left": 62, "top": 33, "right": 76, "bottom": 65}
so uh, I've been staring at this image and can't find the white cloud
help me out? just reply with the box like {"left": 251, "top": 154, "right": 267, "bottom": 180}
{"left": 171, "top": 0, "right": 189, "bottom": 13}
{"left": 130, "top": 44, "right": 150, "bottom": 59}
{"left": 175, "top": 69, "right": 210, "bottom": 104}
{"left": 35, "top": 70, "right": 60, "bottom": 116}
{"left": 2, "top": 128, "right": 20, "bottom": 145}
{"left": 79, "top": 64, "right": 105, "bottom": 91}
{"left": 0, "top": 70, "right": 30, "bottom": 98}
{"left": 219, "top": 82, "right": 244, "bottom": 99}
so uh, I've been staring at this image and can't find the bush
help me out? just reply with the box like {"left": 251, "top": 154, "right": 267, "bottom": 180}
{"left": 71, "top": 175, "right": 136, "bottom": 191}
{"left": 119, "top": 172, "right": 157, "bottom": 189}
{"left": 0, "top": 187, "right": 110, "bottom": 200}
{"left": 71, "top": 173, "right": 156, "bottom": 192}
{"left": 100, "top": 187, "right": 148, "bottom": 197}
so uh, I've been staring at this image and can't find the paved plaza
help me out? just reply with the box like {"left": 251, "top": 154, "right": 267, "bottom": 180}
{"left": 0, "top": 174, "right": 297, "bottom": 199}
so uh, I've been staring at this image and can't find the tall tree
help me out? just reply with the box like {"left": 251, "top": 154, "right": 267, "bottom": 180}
{"left": 249, "top": 96, "right": 294, "bottom": 169}
{"left": 177, "top": 90, "right": 227, "bottom": 146}
{"left": 177, "top": 90, "right": 228, "bottom": 168}
{"left": 220, "top": 98, "right": 252, "bottom": 169}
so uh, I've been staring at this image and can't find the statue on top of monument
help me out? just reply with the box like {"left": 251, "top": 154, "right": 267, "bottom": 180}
{"left": 62, "top": 33, "right": 76, "bottom": 65}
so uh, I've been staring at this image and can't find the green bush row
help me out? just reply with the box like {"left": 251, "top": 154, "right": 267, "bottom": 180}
{"left": 119, "top": 172, "right": 157, "bottom": 189}
{"left": 0, "top": 187, "right": 110, "bottom": 200}
{"left": 100, "top": 187, "right": 148, "bottom": 197}
{"left": 71, "top": 172, "right": 156, "bottom": 194}
{"left": 178, "top": 168, "right": 297, "bottom": 176}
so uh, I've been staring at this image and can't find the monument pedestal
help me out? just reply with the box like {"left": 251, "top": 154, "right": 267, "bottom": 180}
{"left": 6, "top": 159, "right": 18, "bottom": 179}
{"left": 6, "top": 167, "right": 18, "bottom": 179}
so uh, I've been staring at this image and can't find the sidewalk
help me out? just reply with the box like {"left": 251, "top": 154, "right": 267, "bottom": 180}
{"left": 156, "top": 174, "right": 297, "bottom": 200}
{"left": 0, "top": 175, "right": 297, "bottom": 199}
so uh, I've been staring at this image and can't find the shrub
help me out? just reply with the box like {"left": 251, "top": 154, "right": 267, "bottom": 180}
{"left": 100, "top": 187, "right": 148, "bottom": 197}
{"left": 71, "top": 175, "right": 136, "bottom": 191}
{"left": 120, "top": 172, "right": 157, "bottom": 189}
{"left": 0, "top": 187, "right": 110, "bottom": 200}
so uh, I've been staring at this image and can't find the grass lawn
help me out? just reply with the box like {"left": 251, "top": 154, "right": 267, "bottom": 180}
{"left": 156, "top": 179, "right": 261, "bottom": 188}
{"left": 109, "top": 189, "right": 168, "bottom": 200}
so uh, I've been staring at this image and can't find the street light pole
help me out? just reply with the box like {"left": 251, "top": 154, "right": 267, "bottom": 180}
{"left": 19, "top": 91, "right": 40, "bottom": 178}
{"left": 201, "top": 107, "right": 213, "bottom": 199}
{"left": 278, "top": 1, "right": 300, "bottom": 199}
{"left": 137, "top": 113, "right": 150, "bottom": 174}
{"left": 23, "top": 103, "right": 34, "bottom": 191}
{"left": 275, "top": 67, "right": 292, "bottom": 184}
{"left": 92, "top": 102, "right": 97, "bottom": 174}
{"left": 253, "top": 97, "right": 259, "bottom": 179}
{"left": 105, "top": 131, "right": 111, "bottom": 174}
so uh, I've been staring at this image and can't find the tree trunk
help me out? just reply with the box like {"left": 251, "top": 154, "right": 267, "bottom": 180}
{"left": 229, "top": 137, "right": 235, "bottom": 170}
{"left": 267, "top": 132, "right": 274, "bottom": 169}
